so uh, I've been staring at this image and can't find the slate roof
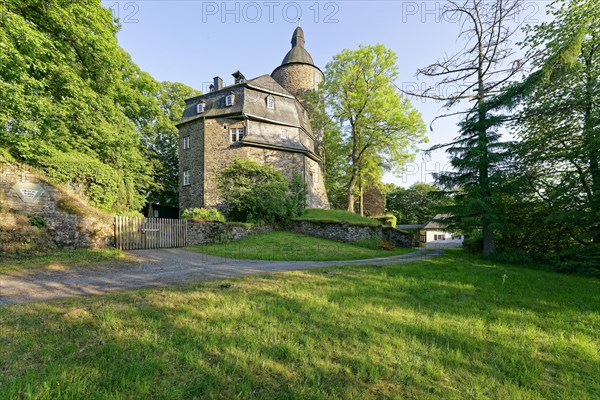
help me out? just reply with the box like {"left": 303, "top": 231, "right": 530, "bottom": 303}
{"left": 176, "top": 74, "right": 319, "bottom": 159}
{"left": 280, "top": 26, "right": 316, "bottom": 66}
{"left": 423, "top": 214, "right": 452, "bottom": 230}
{"left": 396, "top": 224, "right": 425, "bottom": 230}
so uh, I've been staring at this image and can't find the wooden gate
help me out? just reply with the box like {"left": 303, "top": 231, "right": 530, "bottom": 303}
{"left": 114, "top": 217, "right": 187, "bottom": 250}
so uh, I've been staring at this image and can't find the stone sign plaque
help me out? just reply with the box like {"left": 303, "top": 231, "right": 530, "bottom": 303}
{"left": 12, "top": 182, "right": 45, "bottom": 203}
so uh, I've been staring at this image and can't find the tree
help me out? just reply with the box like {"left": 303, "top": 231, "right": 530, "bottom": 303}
{"left": 217, "top": 159, "right": 291, "bottom": 223}
{"left": 511, "top": 0, "right": 600, "bottom": 245}
{"left": 0, "top": 0, "right": 158, "bottom": 211}
{"left": 145, "top": 82, "right": 201, "bottom": 207}
{"left": 386, "top": 183, "right": 451, "bottom": 224}
{"left": 409, "top": 0, "right": 526, "bottom": 256}
{"left": 322, "top": 44, "right": 426, "bottom": 213}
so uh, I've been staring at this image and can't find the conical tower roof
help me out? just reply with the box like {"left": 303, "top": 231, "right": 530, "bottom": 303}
{"left": 281, "top": 26, "right": 315, "bottom": 65}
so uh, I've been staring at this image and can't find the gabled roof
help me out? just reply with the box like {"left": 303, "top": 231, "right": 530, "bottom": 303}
{"left": 423, "top": 214, "right": 452, "bottom": 230}
{"left": 396, "top": 224, "right": 425, "bottom": 230}
{"left": 245, "top": 75, "right": 294, "bottom": 97}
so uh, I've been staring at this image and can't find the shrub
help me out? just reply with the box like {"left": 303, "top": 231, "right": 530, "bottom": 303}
{"left": 218, "top": 159, "right": 291, "bottom": 223}
{"left": 287, "top": 173, "right": 308, "bottom": 218}
{"left": 378, "top": 240, "right": 396, "bottom": 251}
{"left": 370, "top": 214, "right": 397, "bottom": 228}
{"left": 463, "top": 236, "right": 483, "bottom": 253}
{"left": 27, "top": 215, "right": 46, "bottom": 228}
{"left": 181, "top": 207, "right": 226, "bottom": 222}
{"left": 550, "top": 245, "right": 600, "bottom": 276}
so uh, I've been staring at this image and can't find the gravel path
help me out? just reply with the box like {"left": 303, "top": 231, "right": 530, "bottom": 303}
{"left": 0, "top": 248, "right": 442, "bottom": 305}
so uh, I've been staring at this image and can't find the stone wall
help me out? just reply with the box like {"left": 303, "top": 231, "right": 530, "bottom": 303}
{"left": 186, "top": 220, "right": 272, "bottom": 245}
{"left": 178, "top": 119, "right": 205, "bottom": 212}
{"left": 271, "top": 64, "right": 323, "bottom": 109}
{"left": 289, "top": 220, "right": 412, "bottom": 247}
{"left": 0, "top": 162, "right": 114, "bottom": 254}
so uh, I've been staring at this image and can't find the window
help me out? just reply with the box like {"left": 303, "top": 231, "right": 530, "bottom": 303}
{"left": 303, "top": 111, "right": 307, "bottom": 122}
{"left": 183, "top": 136, "right": 190, "bottom": 149}
{"left": 280, "top": 129, "right": 287, "bottom": 140}
{"left": 225, "top": 94, "right": 235, "bottom": 107}
{"left": 230, "top": 128, "right": 245, "bottom": 142}
{"left": 196, "top": 103, "right": 204, "bottom": 114}
{"left": 183, "top": 171, "right": 190, "bottom": 186}
{"left": 266, "top": 96, "right": 274, "bottom": 109}
{"left": 153, "top": 209, "right": 159, "bottom": 218}
{"left": 434, "top": 234, "right": 446, "bottom": 241}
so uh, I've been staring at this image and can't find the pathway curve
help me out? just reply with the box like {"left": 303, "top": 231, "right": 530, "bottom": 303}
{"left": 0, "top": 248, "right": 442, "bottom": 305}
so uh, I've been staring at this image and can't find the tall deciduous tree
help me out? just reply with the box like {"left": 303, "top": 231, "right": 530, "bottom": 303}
{"left": 323, "top": 44, "right": 426, "bottom": 213}
{"left": 387, "top": 183, "right": 452, "bottom": 224}
{"left": 410, "top": 0, "right": 526, "bottom": 256}
{"left": 0, "top": 0, "right": 197, "bottom": 212}
{"left": 145, "top": 82, "right": 201, "bottom": 207}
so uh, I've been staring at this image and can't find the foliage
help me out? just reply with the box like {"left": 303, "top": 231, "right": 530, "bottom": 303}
{"left": 145, "top": 82, "right": 201, "bottom": 207}
{"left": 322, "top": 44, "right": 427, "bottom": 212}
{"left": 217, "top": 159, "right": 290, "bottom": 223}
{"left": 190, "top": 231, "right": 413, "bottom": 261}
{"left": 510, "top": 0, "right": 600, "bottom": 245}
{"left": 1, "top": 253, "right": 599, "bottom": 398}
{"left": 369, "top": 214, "right": 397, "bottom": 228}
{"left": 550, "top": 245, "right": 600, "bottom": 276}
{"left": 386, "top": 183, "right": 450, "bottom": 224}
{"left": 181, "top": 208, "right": 226, "bottom": 222}
{"left": 0, "top": 1, "right": 197, "bottom": 212}
{"left": 287, "top": 173, "right": 308, "bottom": 218}
{"left": 27, "top": 215, "right": 46, "bottom": 228}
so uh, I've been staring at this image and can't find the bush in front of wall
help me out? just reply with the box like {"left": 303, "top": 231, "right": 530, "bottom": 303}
{"left": 181, "top": 207, "right": 226, "bottom": 222}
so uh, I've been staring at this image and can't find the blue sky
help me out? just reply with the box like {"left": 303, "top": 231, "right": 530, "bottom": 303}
{"left": 102, "top": 0, "right": 551, "bottom": 187}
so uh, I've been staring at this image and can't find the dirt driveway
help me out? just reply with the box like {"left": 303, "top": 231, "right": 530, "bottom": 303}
{"left": 0, "top": 248, "right": 441, "bottom": 305}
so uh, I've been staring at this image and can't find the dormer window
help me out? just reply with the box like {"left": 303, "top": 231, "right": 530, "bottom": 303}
{"left": 196, "top": 103, "right": 205, "bottom": 114}
{"left": 280, "top": 130, "right": 287, "bottom": 140}
{"left": 225, "top": 94, "right": 235, "bottom": 107}
{"left": 266, "top": 96, "right": 275, "bottom": 109}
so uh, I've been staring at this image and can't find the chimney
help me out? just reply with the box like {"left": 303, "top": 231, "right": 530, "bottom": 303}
{"left": 213, "top": 76, "right": 223, "bottom": 91}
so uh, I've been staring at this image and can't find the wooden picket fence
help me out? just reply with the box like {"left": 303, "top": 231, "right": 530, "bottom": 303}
{"left": 114, "top": 216, "right": 187, "bottom": 250}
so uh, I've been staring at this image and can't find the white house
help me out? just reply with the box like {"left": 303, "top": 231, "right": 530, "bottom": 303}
{"left": 420, "top": 214, "right": 463, "bottom": 248}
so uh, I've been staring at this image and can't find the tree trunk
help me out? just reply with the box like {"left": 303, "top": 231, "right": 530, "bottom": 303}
{"left": 477, "top": 57, "right": 495, "bottom": 256}
{"left": 359, "top": 179, "right": 364, "bottom": 216}
{"left": 346, "top": 174, "right": 357, "bottom": 213}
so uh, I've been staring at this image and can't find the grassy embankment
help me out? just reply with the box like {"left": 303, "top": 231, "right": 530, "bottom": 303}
{"left": 189, "top": 231, "right": 414, "bottom": 261}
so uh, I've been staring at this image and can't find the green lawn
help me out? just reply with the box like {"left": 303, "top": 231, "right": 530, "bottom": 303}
{"left": 294, "top": 208, "right": 381, "bottom": 226}
{"left": 189, "top": 231, "right": 413, "bottom": 261}
{"left": 1, "top": 252, "right": 599, "bottom": 399}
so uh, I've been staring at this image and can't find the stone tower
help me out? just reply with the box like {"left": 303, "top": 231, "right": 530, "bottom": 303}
{"left": 272, "top": 27, "right": 323, "bottom": 109}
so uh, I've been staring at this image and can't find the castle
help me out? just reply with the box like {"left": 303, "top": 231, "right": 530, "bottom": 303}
{"left": 176, "top": 26, "right": 329, "bottom": 213}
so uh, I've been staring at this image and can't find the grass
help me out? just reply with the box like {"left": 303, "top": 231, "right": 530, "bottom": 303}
{"left": 1, "top": 251, "right": 599, "bottom": 399}
{"left": 188, "top": 231, "right": 414, "bottom": 261}
{"left": 294, "top": 208, "right": 381, "bottom": 226}
{"left": 0, "top": 248, "right": 130, "bottom": 274}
